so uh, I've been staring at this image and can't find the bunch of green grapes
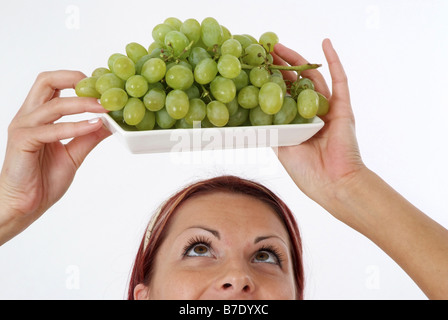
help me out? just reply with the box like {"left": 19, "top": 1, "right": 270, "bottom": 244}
{"left": 75, "top": 17, "right": 329, "bottom": 131}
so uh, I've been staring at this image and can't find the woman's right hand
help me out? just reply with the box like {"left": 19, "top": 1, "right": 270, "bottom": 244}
{"left": 0, "top": 70, "right": 110, "bottom": 245}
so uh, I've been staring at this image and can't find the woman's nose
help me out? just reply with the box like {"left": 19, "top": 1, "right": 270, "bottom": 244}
{"left": 217, "top": 268, "right": 255, "bottom": 297}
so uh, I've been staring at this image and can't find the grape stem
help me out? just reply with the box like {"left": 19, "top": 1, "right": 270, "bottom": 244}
{"left": 241, "top": 63, "right": 321, "bottom": 73}
{"left": 200, "top": 84, "right": 213, "bottom": 102}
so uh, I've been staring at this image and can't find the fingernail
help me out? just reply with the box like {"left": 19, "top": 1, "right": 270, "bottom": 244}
{"left": 97, "top": 99, "right": 102, "bottom": 105}
{"left": 88, "top": 117, "right": 101, "bottom": 124}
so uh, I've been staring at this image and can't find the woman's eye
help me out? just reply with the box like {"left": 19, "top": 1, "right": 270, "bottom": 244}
{"left": 253, "top": 250, "right": 279, "bottom": 265}
{"left": 186, "top": 244, "right": 212, "bottom": 257}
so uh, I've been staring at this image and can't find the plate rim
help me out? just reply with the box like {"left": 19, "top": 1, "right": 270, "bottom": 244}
{"left": 101, "top": 112, "right": 324, "bottom": 137}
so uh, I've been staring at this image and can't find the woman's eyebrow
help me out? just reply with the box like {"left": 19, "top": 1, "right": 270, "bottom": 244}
{"left": 184, "top": 227, "right": 287, "bottom": 246}
{"left": 186, "top": 226, "right": 221, "bottom": 239}
{"left": 254, "top": 235, "right": 288, "bottom": 246}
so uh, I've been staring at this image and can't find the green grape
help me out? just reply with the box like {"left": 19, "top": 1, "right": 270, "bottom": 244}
{"left": 141, "top": 58, "right": 166, "bottom": 83}
{"left": 297, "top": 89, "right": 319, "bottom": 119}
{"left": 118, "top": 122, "right": 138, "bottom": 131}
{"left": 135, "top": 110, "right": 156, "bottom": 130}
{"left": 148, "top": 42, "right": 162, "bottom": 54}
{"left": 166, "top": 60, "right": 192, "bottom": 71}
{"left": 164, "top": 17, "right": 182, "bottom": 31}
{"left": 269, "top": 75, "right": 287, "bottom": 97}
{"left": 221, "top": 25, "right": 232, "bottom": 43}
{"left": 194, "top": 58, "right": 218, "bottom": 84}
{"left": 207, "top": 100, "right": 229, "bottom": 127}
{"left": 75, "top": 76, "right": 100, "bottom": 98}
{"left": 221, "top": 38, "right": 242, "bottom": 58}
{"left": 185, "top": 98, "right": 206, "bottom": 125}
{"left": 227, "top": 106, "right": 249, "bottom": 127}
{"left": 250, "top": 105, "right": 273, "bottom": 126}
{"left": 297, "top": 77, "right": 315, "bottom": 90}
{"left": 221, "top": 25, "right": 232, "bottom": 42}
{"left": 126, "top": 42, "right": 148, "bottom": 63}
{"left": 237, "top": 85, "right": 259, "bottom": 109}
{"left": 200, "top": 116, "right": 216, "bottom": 128}
{"left": 317, "top": 92, "right": 330, "bottom": 116}
{"left": 259, "top": 82, "right": 284, "bottom": 115}
{"left": 232, "top": 70, "right": 249, "bottom": 91}
{"left": 175, "top": 118, "right": 193, "bottom": 129}
{"left": 123, "top": 98, "right": 146, "bottom": 126}
{"left": 165, "top": 30, "right": 190, "bottom": 57}
{"left": 109, "top": 109, "right": 124, "bottom": 123}
{"left": 259, "top": 32, "right": 279, "bottom": 53}
{"left": 135, "top": 55, "right": 152, "bottom": 75}
{"left": 243, "top": 44, "right": 266, "bottom": 66}
{"left": 292, "top": 77, "right": 315, "bottom": 97}
{"left": 291, "top": 113, "right": 311, "bottom": 124}
{"left": 266, "top": 53, "right": 274, "bottom": 64}
{"left": 188, "top": 46, "right": 211, "bottom": 69}
{"left": 143, "top": 88, "right": 166, "bottom": 112}
{"left": 243, "top": 34, "right": 258, "bottom": 45}
{"left": 210, "top": 76, "right": 236, "bottom": 103}
{"left": 95, "top": 73, "right": 124, "bottom": 95}
{"left": 273, "top": 97, "right": 297, "bottom": 125}
{"left": 185, "top": 84, "right": 200, "bottom": 99}
{"left": 180, "top": 18, "right": 201, "bottom": 44}
{"left": 217, "top": 54, "right": 241, "bottom": 79}
{"left": 152, "top": 23, "right": 175, "bottom": 44}
{"left": 271, "top": 69, "right": 283, "bottom": 78}
{"left": 100, "top": 88, "right": 128, "bottom": 111}
{"left": 226, "top": 98, "right": 239, "bottom": 116}
{"left": 201, "top": 17, "right": 223, "bottom": 48}
{"left": 165, "top": 65, "right": 194, "bottom": 90}
{"left": 233, "top": 35, "right": 252, "bottom": 50}
{"left": 148, "top": 47, "right": 164, "bottom": 59}
{"left": 125, "top": 75, "right": 149, "bottom": 98}
{"left": 165, "top": 89, "right": 189, "bottom": 119}
{"left": 108, "top": 53, "right": 126, "bottom": 72}
{"left": 249, "top": 67, "right": 270, "bottom": 88}
{"left": 147, "top": 81, "right": 165, "bottom": 91}
{"left": 192, "top": 37, "right": 207, "bottom": 50}
{"left": 92, "top": 67, "right": 111, "bottom": 77}
{"left": 113, "top": 56, "right": 135, "bottom": 80}
{"left": 156, "top": 107, "right": 176, "bottom": 129}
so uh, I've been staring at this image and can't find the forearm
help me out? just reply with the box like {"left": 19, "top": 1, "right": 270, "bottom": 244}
{"left": 320, "top": 167, "right": 448, "bottom": 299}
{"left": 0, "top": 179, "right": 36, "bottom": 246}
{"left": 0, "top": 199, "right": 21, "bottom": 246}
{"left": 0, "top": 211, "right": 25, "bottom": 246}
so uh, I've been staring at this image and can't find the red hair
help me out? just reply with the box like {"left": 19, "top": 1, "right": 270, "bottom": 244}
{"left": 127, "top": 175, "right": 304, "bottom": 299}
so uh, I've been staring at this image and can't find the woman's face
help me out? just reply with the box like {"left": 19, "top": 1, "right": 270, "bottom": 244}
{"left": 134, "top": 191, "right": 297, "bottom": 300}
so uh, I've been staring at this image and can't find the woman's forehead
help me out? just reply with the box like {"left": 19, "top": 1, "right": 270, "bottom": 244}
{"left": 166, "top": 191, "right": 290, "bottom": 240}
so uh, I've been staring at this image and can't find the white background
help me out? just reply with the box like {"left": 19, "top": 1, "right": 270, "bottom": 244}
{"left": 1, "top": 0, "right": 447, "bottom": 300}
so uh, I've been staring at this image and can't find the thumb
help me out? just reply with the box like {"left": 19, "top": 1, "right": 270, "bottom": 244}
{"left": 65, "top": 122, "right": 111, "bottom": 169}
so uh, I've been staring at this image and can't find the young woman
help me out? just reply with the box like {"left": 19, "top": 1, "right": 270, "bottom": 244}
{"left": 129, "top": 174, "right": 304, "bottom": 300}
{"left": 1, "top": 39, "right": 447, "bottom": 299}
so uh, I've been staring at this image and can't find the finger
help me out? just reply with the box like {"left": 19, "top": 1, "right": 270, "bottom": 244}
{"left": 20, "top": 97, "right": 106, "bottom": 127}
{"left": 51, "top": 89, "right": 61, "bottom": 100}
{"left": 21, "top": 70, "right": 87, "bottom": 114}
{"left": 271, "top": 52, "right": 298, "bottom": 83}
{"left": 274, "top": 43, "right": 330, "bottom": 98}
{"left": 21, "top": 118, "right": 105, "bottom": 150}
{"left": 65, "top": 125, "right": 111, "bottom": 169}
{"left": 322, "top": 39, "right": 351, "bottom": 107}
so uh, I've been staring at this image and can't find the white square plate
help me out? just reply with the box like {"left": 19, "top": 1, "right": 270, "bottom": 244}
{"left": 101, "top": 113, "right": 324, "bottom": 154}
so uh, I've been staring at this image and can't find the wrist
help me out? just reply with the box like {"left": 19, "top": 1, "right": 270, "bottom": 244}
{"left": 318, "top": 165, "right": 375, "bottom": 229}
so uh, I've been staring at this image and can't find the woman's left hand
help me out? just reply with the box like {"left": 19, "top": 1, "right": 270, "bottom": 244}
{"left": 272, "top": 40, "right": 366, "bottom": 212}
